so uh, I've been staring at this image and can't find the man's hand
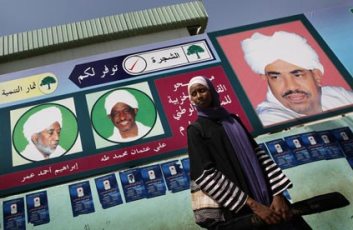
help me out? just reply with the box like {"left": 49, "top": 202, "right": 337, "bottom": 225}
{"left": 270, "top": 194, "right": 293, "bottom": 221}
{"left": 246, "top": 197, "right": 281, "bottom": 225}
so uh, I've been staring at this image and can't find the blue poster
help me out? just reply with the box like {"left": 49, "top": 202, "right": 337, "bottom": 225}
{"left": 265, "top": 139, "right": 297, "bottom": 169}
{"left": 181, "top": 158, "right": 190, "bottom": 180}
{"left": 3, "top": 198, "right": 26, "bottom": 230}
{"left": 284, "top": 135, "right": 313, "bottom": 165}
{"left": 119, "top": 168, "right": 147, "bottom": 202}
{"left": 95, "top": 174, "right": 123, "bottom": 209}
{"left": 316, "top": 130, "right": 344, "bottom": 159}
{"left": 161, "top": 160, "right": 189, "bottom": 193}
{"left": 331, "top": 127, "right": 353, "bottom": 158}
{"left": 300, "top": 132, "right": 326, "bottom": 161}
{"left": 69, "top": 181, "right": 95, "bottom": 217}
{"left": 26, "top": 191, "right": 50, "bottom": 226}
{"left": 140, "top": 165, "right": 166, "bottom": 198}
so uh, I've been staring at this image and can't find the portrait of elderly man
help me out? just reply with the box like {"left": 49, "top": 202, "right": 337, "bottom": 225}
{"left": 241, "top": 31, "right": 353, "bottom": 126}
{"left": 21, "top": 106, "right": 66, "bottom": 161}
{"left": 104, "top": 89, "right": 151, "bottom": 142}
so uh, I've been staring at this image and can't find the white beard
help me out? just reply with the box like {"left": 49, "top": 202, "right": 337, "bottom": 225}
{"left": 35, "top": 138, "right": 55, "bottom": 157}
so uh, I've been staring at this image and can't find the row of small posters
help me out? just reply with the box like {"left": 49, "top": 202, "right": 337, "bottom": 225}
{"left": 2, "top": 158, "right": 190, "bottom": 229}
{"left": 262, "top": 127, "right": 353, "bottom": 169}
{"left": 5, "top": 126, "right": 353, "bottom": 229}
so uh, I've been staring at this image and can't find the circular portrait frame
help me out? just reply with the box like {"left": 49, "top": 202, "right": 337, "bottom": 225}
{"left": 12, "top": 103, "right": 79, "bottom": 162}
{"left": 91, "top": 87, "right": 157, "bottom": 143}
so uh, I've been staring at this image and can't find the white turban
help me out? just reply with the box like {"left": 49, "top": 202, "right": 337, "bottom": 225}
{"left": 23, "top": 107, "right": 63, "bottom": 141}
{"left": 187, "top": 76, "right": 209, "bottom": 95}
{"left": 241, "top": 31, "right": 324, "bottom": 75}
{"left": 104, "top": 90, "right": 138, "bottom": 115}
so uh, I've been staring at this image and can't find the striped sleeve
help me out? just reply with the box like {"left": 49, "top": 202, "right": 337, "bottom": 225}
{"left": 195, "top": 167, "right": 248, "bottom": 213}
{"left": 255, "top": 146, "right": 293, "bottom": 196}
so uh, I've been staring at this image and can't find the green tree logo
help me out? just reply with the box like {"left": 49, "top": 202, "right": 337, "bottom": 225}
{"left": 40, "top": 76, "right": 57, "bottom": 90}
{"left": 187, "top": 45, "right": 205, "bottom": 59}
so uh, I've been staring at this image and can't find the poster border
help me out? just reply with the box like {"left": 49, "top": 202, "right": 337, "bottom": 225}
{"left": 208, "top": 14, "right": 353, "bottom": 136}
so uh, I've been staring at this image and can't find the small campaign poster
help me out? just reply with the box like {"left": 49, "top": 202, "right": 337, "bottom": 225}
{"left": 26, "top": 191, "right": 50, "bottom": 226}
{"left": 161, "top": 160, "right": 189, "bottom": 193}
{"left": 265, "top": 139, "right": 297, "bottom": 169}
{"left": 3, "top": 198, "right": 26, "bottom": 230}
{"left": 181, "top": 157, "right": 190, "bottom": 180}
{"left": 316, "top": 130, "right": 344, "bottom": 159}
{"left": 95, "top": 174, "right": 123, "bottom": 209}
{"left": 284, "top": 135, "right": 313, "bottom": 165}
{"left": 299, "top": 132, "right": 326, "bottom": 161}
{"left": 119, "top": 168, "right": 147, "bottom": 202}
{"left": 331, "top": 127, "right": 353, "bottom": 158}
{"left": 140, "top": 164, "right": 166, "bottom": 198}
{"left": 69, "top": 181, "right": 95, "bottom": 217}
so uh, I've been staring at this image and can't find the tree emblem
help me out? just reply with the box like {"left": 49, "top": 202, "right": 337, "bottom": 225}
{"left": 187, "top": 45, "right": 205, "bottom": 59}
{"left": 40, "top": 76, "right": 57, "bottom": 90}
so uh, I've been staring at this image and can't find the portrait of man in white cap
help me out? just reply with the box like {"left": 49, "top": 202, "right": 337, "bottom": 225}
{"left": 104, "top": 89, "right": 151, "bottom": 142}
{"left": 21, "top": 106, "right": 66, "bottom": 161}
{"left": 241, "top": 31, "right": 353, "bottom": 126}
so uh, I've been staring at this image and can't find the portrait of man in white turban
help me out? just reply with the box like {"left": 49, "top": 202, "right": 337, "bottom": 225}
{"left": 103, "top": 89, "right": 152, "bottom": 143}
{"left": 20, "top": 106, "right": 66, "bottom": 161}
{"left": 241, "top": 31, "right": 353, "bottom": 126}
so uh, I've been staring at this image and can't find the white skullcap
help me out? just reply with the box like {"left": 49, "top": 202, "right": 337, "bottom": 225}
{"left": 104, "top": 90, "right": 138, "bottom": 115}
{"left": 187, "top": 76, "right": 209, "bottom": 95}
{"left": 241, "top": 31, "right": 324, "bottom": 75}
{"left": 23, "top": 107, "right": 62, "bottom": 141}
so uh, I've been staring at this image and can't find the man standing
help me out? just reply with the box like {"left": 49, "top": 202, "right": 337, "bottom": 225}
{"left": 21, "top": 106, "right": 65, "bottom": 161}
{"left": 241, "top": 31, "right": 353, "bottom": 126}
{"left": 104, "top": 89, "right": 151, "bottom": 142}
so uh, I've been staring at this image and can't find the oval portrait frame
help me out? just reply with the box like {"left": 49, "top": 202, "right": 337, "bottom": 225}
{"left": 91, "top": 87, "right": 157, "bottom": 143}
{"left": 12, "top": 103, "right": 79, "bottom": 162}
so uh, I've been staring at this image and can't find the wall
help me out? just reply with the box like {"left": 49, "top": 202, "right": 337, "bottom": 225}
{"left": 2, "top": 115, "right": 353, "bottom": 230}
{"left": 1, "top": 156, "right": 200, "bottom": 230}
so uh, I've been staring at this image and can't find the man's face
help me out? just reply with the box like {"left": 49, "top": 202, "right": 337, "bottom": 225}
{"left": 33, "top": 121, "right": 61, "bottom": 156}
{"left": 189, "top": 83, "right": 212, "bottom": 109}
{"left": 109, "top": 103, "right": 138, "bottom": 133}
{"left": 263, "top": 60, "right": 323, "bottom": 115}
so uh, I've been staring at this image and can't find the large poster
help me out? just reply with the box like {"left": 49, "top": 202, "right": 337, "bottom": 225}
{"left": 0, "top": 39, "right": 216, "bottom": 196}
{"left": 2, "top": 14, "right": 353, "bottom": 197}
{"left": 210, "top": 15, "right": 353, "bottom": 134}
